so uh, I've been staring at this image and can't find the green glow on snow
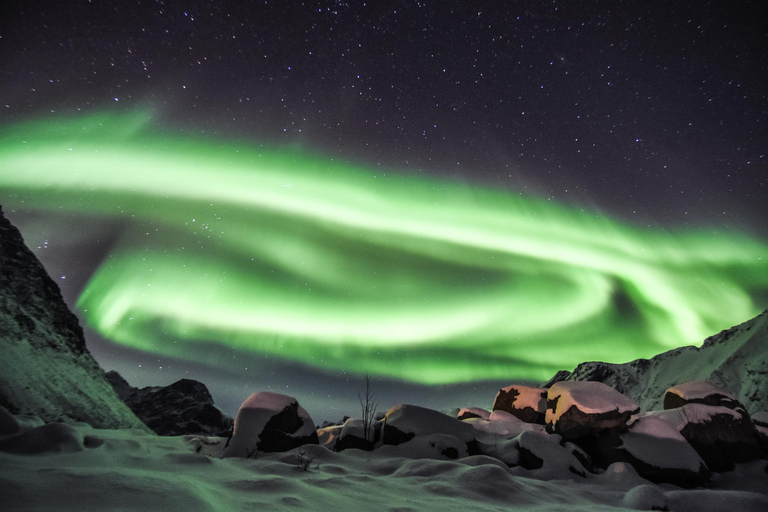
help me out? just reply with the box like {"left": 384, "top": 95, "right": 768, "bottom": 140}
{"left": 1, "top": 111, "right": 766, "bottom": 383}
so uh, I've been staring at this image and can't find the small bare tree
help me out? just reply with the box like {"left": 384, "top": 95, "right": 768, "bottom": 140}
{"left": 358, "top": 371, "right": 378, "bottom": 443}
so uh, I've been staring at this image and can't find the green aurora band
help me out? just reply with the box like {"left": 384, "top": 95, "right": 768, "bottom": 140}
{"left": 1, "top": 111, "right": 766, "bottom": 383}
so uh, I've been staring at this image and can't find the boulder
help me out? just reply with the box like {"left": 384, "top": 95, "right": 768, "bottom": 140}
{"left": 585, "top": 413, "right": 709, "bottom": 488}
{"left": 465, "top": 413, "right": 545, "bottom": 466}
{"left": 493, "top": 385, "right": 547, "bottom": 424}
{"left": 663, "top": 380, "right": 744, "bottom": 411}
{"left": 514, "top": 430, "right": 590, "bottom": 478}
{"left": 220, "top": 392, "right": 318, "bottom": 457}
{"left": 382, "top": 404, "right": 478, "bottom": 455}
{"left": 106, "top": 372, "right": 233, "bottom": 437}
{"left": 621, "top": 484, "right": 670, "bottom": 511}
{"left": 545, "top": 381, "right": 639, "bottom": 440}
{"left": 654, "top": 404, "right": 765, "bottom": 472}
{"left": 317, "top": 424, "right": 343, "bottom": 451}
{"left": 334, "top": 418, "right": 378, "bottom": 452}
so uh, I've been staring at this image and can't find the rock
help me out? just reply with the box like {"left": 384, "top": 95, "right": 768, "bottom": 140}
{"left": 106, "top": 373, "right": 234, "bottom": 437}
{"left": 317, "top": 424, "right": 344, "bottom": 451}
{"left": 544, "top": 311, "right": 768, "bottom": 414}
{"left": 221, "top": 392, "right": 318, "bottom": 457}
{"left": 663, "top": 381, "right": 743, "bottom": 411}
{"left": 545, "top": 381, "right": 639, "bottom": 440}
{"left": 515, "top": 430, "right": 589, "bottom": 477}
{"left": 493, "top": 385, "right": 547, "bottom": 424}
{"left": 586, "top": 413, "right": 709, "bottom": 488}
{"left": 334, "top": 418, "right": 377, "bottom": 452}
{"left": 654, "top": 404, "right": 765, "bottom": 472}
{"left": 0, "top": 207, "right": 147, "bottom": 431}
{"left": 457, "top": 407, "right": 490, "bottom": 421}
{"left": 382, "top": 404, "right": 479, "bottom": 456}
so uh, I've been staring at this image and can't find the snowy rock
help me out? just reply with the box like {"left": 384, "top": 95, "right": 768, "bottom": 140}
{"left": 545, "top": 381, "right": 639, "bottom": 440}
{"left": 465, "top": 413, "right": 546, "bottom": 466}
{"left": 488, "top": 410, "right": 522, "bottom": 423}
{"left": 382, "top": 433, "right": 469, "bottom": 460}
{"left": 106, "top": 372, "right": 234, "bottom": 437}
{"left": 514, "top": 430, "right": 589, "bottom": 478}
{"left": 663, "top": 380, "right": 743, "bottom": 411}
{"left": 545, "top": 310, "right": 768, "bottom": 414}
{"left": 221, "top": 392, "right": 318, "bottom": 457}
{"left": 752, "top": 411, "right": 768, "bottom": 449}
{"left": 457, "top": 407, "right": 490, "bottom": 421}
{"left": 334, "top": 418, "right": 378, "bottom": 452}
{"left": 621, "top": 484, "right": 669, "bottom": 511}
{"left": 317, "top": 424, "right": 343, "bottom": 451}
{"left": 382, "top": 404, "right": 478, "bottom": 455}
{"left": 0, "top": 207, "right": 147, "bottom": 430}
{"left": 0, "top": 422, "right": 85, "bottom": 455}
{"left": 655, "top": 403, "right": 765, "bottom": 472}
{"left": 493, "top": 385, "right": 547, "bottom": 424}
{"left": 586, "top": 413, "right": 709, "bottom": 488}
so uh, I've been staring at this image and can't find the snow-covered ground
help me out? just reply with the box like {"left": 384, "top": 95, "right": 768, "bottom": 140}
{"left": 2, "top": 416, "right": 767, "bottom": 511}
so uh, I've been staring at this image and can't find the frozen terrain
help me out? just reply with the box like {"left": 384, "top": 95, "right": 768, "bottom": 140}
{"left": 1, "top": 414, "right": 767, "bottom": 512}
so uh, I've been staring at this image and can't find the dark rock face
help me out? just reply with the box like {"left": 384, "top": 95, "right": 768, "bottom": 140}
{"left": 257, "top": 401, "right": 319, "bottom": 453}
{"left": 105, "top": 371, "right": 234, "bottom": 437}
{"left": 0, "top": 207, "right": 147, "bottom": 430}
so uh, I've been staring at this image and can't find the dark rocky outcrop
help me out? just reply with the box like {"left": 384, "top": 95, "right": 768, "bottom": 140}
{"left": 105, "top": 371, "right": 234, "bottom": 437}
{"left": 0, "top": 206, "right": 147, "bottom": 430}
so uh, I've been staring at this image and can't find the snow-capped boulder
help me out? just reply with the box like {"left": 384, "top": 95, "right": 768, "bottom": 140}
{"left": 488, "top": 409, "right": 522, "bottom": 423}
{"left": 317, "top": 424, "right": 343, "bottom": 451}
{"left": 334, "top": 418, "right": 379, "bottom": 452}
{"left": 654, "top": 403, "right": 764, "bottom": 472}
{"left": 663, "top": 380, "right": 743, "bottom": 411}
{"left": 588, "top": 413, "right": 710, "bottom": 488}
{"left": 493, "top": 385, "right": 547, "bottom": 424}
{"left": 382, "top": 404, "right": 477, "bottom": 455}
{"left": 220, "top": 392, "right": 317, "bottom": 457}
{"left": 381, "top": 433, "right": 469, "bottom": 460}
{"left": 545, "top": 381, "right": 639, "bottom": 440}
{"left": 457, "top": 407, "right": 490, "bottom": 421}
{"left": 513, "top": 430, "right": 590, "bottom": 478}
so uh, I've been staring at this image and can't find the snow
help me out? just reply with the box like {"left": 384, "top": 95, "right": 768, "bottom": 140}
{"left": 1, "top": 412, "right": 767, "bottom": 511}
{"left": 499, "top": 385, "right": 546, "bottom": 412}
{"left": 546, "top": 381, "right": 639, "bottom": 426}
{"left": 650, "top": 403, "right": 742, "bottom": 431}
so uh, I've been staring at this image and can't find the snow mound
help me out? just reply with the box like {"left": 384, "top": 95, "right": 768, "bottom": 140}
{"left": 621, "top": 484, "right": 669, "bottom": 510}
{"left": 383, "top": 404, "right": 475, "bottom": 444}
{"left": 457, "top": 407, "right": 490, "bottom": 420}
{"left": 0, "top": 422, "right": 86, "bottom": 455}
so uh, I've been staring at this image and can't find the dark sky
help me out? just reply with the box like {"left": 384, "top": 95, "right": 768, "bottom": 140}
{"left": 2, "top": 1, "right": 767, "bottom": 422}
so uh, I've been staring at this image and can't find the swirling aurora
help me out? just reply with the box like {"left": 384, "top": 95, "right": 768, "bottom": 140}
{"left": 1, "top": 112, "right": 766, "bottom": 384}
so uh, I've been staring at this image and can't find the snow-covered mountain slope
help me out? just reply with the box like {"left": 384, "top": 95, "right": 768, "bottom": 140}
{"left": 545, "top": 311, "right": 768, "bottom": 414}
{"left": 0, "top": 206, "right": 148, "bottom": 430}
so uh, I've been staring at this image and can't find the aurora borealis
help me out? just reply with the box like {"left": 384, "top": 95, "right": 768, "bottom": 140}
{"left": 2, "top": 1, "right": 767, "bottom": 419}
{"left": 1, "top": 111, "right": 766, "bottom": 388}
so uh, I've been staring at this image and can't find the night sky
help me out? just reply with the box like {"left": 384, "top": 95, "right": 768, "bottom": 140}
{"left": 2, "top": 1, "right": 767, "bottom": 423}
